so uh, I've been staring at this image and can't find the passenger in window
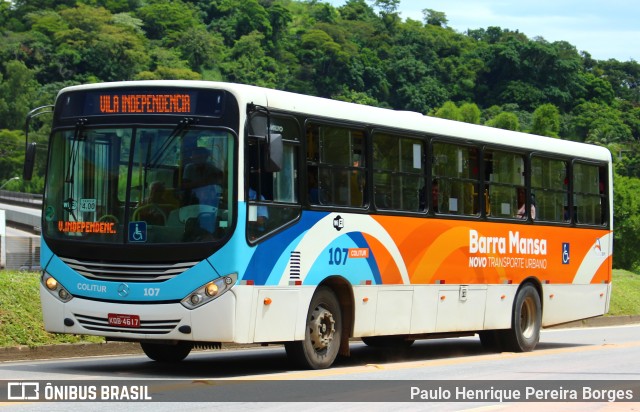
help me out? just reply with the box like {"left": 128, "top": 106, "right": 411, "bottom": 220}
{"left": 249, "top": 187, "right": 268, "bottom": 230}
{"left": 136, "top": 181, "right": 168, "bottom": 225}
{"left": 184, "top": 147, "right": 223, "bottom": 189}
{"left": 431, "top": 179, "right": 439, "bottom": 213}
{"left": 516, "top": 187, "right": 536, "bottom": 220}
{"left": 350, "top": 154, "right": 364, "bottom": 206}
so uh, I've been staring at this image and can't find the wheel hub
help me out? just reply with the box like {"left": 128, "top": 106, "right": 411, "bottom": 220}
{"left": 310, "top": 306, "right": 335, "bottom": 351}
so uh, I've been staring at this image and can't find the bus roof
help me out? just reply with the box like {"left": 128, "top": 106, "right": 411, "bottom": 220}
{"left": 58, "top": 80, "right": 612, "bottom": 163}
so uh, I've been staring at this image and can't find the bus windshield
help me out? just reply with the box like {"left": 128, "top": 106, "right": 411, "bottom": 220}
{"left": 43, "top": 125, "right": 235, "bottom": 245}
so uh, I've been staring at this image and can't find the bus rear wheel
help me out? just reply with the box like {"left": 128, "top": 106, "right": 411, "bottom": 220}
{"left": 140, "top": 341, "right": 192, "bottom": 362}
{"left": 499, "top": 283, "right": 541, "bottom": 352}
{"left": 285, "top": 286, "right": 342, "bottom": 369}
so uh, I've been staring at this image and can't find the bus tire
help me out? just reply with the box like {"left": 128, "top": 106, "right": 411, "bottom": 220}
{"left": 285, "top": 286, "right": 342, "bottom": 369}
{"left": 140, "top": 341, "right": 192, "bottom": 362}
{"left": 499, "top": 283, "right": 541, "bottom": 352}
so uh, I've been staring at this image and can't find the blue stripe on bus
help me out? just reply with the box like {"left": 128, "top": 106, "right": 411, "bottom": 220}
{"left": 243, "top": 211, "right": 326, "bottom": 285}
{"left": 243, "top": 212, "right": 383, "bottom": 286}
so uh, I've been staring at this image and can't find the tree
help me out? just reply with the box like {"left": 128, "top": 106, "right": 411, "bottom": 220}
{"left": 221, "top": 31, "right": 279, "bottom": 88}
{"left": 422, "top": 9, "right": 447, "bottom": 27}
{"left": 569, "top": 102, "right": 632, "bottom": 143}
{"left": 434, "top": 101, "right": 460, "bottom": 120}
{"left": 531, "top": 103, "right": 560, "bottom": 137}
{"left": 0, "top": 60, "right": 39, "bottom": 130}
{"left": 135, "top": 0, "right": 200, "bottom": 41}
{"left": 371, "top": 0, "right": 400, "bottom": 15}
{"left": 486, "top": 112, "right": 520, "bottom": 131}
{"left": 0, "top": 129, "right": 25, "bottom": 184}
{"left": 459, "top": 102, "right": 481, "bottom": 124}
{"left": 613, "top": 173, "right": 640, "bottom": 270}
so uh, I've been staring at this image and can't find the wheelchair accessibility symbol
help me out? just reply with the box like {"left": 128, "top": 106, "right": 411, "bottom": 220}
{"left": 129, "top": 221, "right": 147, "bottom": 242}
{"left": 562, "top": 242, "right": 570, "bottom": 264}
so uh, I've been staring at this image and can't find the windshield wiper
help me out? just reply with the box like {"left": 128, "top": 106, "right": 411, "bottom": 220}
{"left": 147, "top": 117, "right": 197, "bottom": 169}
{"left": 64, "top": 119, "right": 87, "bottom": 220}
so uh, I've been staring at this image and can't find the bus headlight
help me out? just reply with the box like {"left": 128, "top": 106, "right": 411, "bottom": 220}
{"left": 42, "top": 272, "right": 73, "bottom": 303}
{"left": 181, "top": 273, "right": 237, "bottom": 310}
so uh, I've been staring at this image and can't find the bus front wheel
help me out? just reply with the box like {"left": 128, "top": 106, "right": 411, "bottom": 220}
{"left": 499, "top": 283, "right": 541, "bottom": 352}
{"left": 140, "top": 341, "right": 192, "bottom": 362}
{"left": 285, "top": 286, "right": 342, "bottom": 369}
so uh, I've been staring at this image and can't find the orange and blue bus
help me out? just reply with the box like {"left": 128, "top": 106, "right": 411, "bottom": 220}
{"left": 24, "top": 81, "right": 612, "bottom": 369}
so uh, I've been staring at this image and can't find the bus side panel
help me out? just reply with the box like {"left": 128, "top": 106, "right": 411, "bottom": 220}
{"left": 253, "top": 288, "right": 299, "bottom": 342}
{"left": 374, "top": 288, "right": 413, "bottom": 335}
{"left": 434, "top": 285, "right": 487, "bottom": 332}
{"left": 408, "top": 286, "right": 439, "bottom": 334}
{"left": 541, "top": 283, "right": 610, "bottom": 327}
{"left": 483, "top": 285, "right": 517, "bottom": 330}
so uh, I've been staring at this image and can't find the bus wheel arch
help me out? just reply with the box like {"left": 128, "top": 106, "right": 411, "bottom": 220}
{"left": 319, "top": 276, "right": 354, "bottom": 357}
{"left": 285, "top": 277, "right": 353, "bottom": 369}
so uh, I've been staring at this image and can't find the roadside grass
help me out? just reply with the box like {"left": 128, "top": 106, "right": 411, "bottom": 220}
{"left": 0, "top": 270, "right": 103, "bottom": 347}
{"left": 0, "top": 269, "right": 638, "bottom": 348}
{"left": 608, "top": 269, "right": 640, "bottom": 316}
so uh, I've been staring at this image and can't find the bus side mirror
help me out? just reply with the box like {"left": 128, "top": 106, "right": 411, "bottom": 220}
{"left": 265, "top": 133, "right": 282, "bottom": 173}
{"left": 23, "top": 142, "right": 37, "bottom": 181}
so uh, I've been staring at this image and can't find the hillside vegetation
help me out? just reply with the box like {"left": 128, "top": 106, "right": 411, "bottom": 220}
{"left": 1, "top": 0, "right": 640, "bottom": 269}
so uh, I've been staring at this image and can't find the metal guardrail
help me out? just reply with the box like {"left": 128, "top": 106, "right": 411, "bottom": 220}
{"left": 0, "top": 191, "right": 42, "bottom": 269}
{"left": 1, "top": 236, "right": 40, "bottom": 270}
{"left": 0, "top": 190, "right": 42, "bottom": 208}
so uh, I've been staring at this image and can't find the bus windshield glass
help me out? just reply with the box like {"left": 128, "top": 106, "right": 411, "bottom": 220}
{"left": 43, "top": 125, "right": 235, "bottom": 245}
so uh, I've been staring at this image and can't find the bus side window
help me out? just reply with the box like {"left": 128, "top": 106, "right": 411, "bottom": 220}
{"left": 573, "top": 162, "right": 607, "bottom": 226}
{"left": 531, "top": 156, "right": 567, "bottom": 223}
{"left": 484, "top": 149, "right": 525, "bottom": 219}
{"left": 307, "top": 123, "right": 366, "bottom": 208}
{"left": 432, "top": 142, "right": 479, "bottom": 216}
{"left": 373, "top": 132, "right": 424, "bottom": 212}
{"left": 247, "top": 115, "right": 300, "bottom": 241}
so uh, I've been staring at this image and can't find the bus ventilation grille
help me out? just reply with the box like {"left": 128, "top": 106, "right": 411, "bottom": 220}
{"left": 60, "top": 257, "right": 198, "bottom": 282}
{"left": 74, "top": 314, "right": 180, "bottom": 334}
{"left": 289, "top": 251, "right": 301, "bottom": 280}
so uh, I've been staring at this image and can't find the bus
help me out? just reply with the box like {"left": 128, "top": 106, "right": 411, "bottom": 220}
{"left": 24, "top": 81, "right": 612, "bottom": 369}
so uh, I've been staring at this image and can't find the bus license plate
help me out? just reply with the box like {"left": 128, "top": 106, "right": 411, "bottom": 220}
{"left": 108, "top": 313, "right": 140, "bottom": 328}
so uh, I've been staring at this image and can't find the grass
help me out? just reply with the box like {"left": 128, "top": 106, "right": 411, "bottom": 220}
{"left": 0, "top": 269, "right": 638, "bottom": 348}
{"left": 0, "top": 270, "right": 103, "bottom": 347}
{"left": 608, "top": 269, "right": 640, "bottom": 316}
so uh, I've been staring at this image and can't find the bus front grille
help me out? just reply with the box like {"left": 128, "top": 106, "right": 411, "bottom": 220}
{"left": 60, "top": 257, "right": 198, "bottom": 282}
{"left": 74, "top": 314, "right": 180, "bottom": 334}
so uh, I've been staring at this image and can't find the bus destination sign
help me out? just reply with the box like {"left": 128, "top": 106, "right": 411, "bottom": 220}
{"left": 99, "top": 93, "right": 191, "bottom": 114}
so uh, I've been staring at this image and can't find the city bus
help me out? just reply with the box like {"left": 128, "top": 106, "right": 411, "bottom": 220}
{"left": 24, "top": 81, "right": 612, "bottom": 369}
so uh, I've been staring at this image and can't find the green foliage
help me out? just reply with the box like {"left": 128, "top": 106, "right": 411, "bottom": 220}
{"left": 0, "top": 0, "right": 639, "bottom": 269}
{"left": 434, "top": 101, "right": 461, "bottom": 120}
{"left": 613, "top": 174, "right": 640, "bottom": 271}
{"left": 0, "top": 60, "right": 39, "bottom": 130}
{"left": 0, "top": 271, "right": 103, "bottom": 347}
{"left": 531, "top": 103, "right": 561, "bottom": 137}
{"left": 485, "top": 111, "right": 520, "bottom": 131}
{"left": 607, "top": 270, "right": 640, "bottom": 316}
{"left": 459, "top": 102, "right": 481, "bottom": 124}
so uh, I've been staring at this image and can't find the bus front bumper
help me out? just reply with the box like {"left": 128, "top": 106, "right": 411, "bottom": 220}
{"left": 40, "top": 283, "right": 237, "bottom": 343}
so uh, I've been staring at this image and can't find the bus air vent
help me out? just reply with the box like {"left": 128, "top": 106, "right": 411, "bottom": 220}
{"left": 60, "top": 257, "right": 198, "bottom": 282}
